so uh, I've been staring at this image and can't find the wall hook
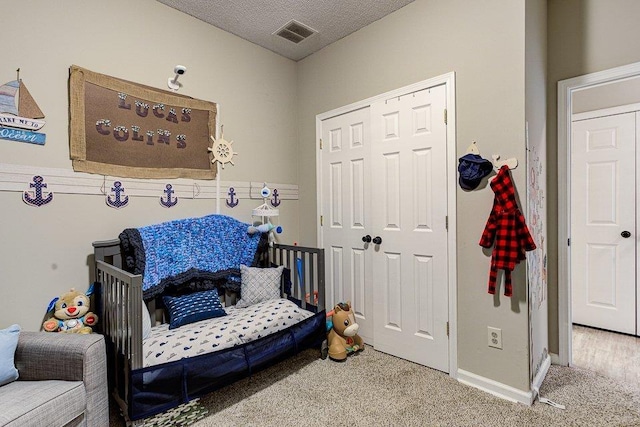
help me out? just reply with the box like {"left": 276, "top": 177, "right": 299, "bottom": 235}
{"left": 491, "top": 154, "right": 518, "bottom": 171}
{"left": 465, "top": 141, "right": 480, "bottom": 155}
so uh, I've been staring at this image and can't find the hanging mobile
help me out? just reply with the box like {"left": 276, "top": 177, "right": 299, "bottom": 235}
{"left": 248, "top": 184, "right": 283, "bottom": 246}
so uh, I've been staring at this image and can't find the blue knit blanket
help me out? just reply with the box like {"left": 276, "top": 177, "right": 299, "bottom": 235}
{"left": 120, "top": 214, "right": 266, "bottom": 299}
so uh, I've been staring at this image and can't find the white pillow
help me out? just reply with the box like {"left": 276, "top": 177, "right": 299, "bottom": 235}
{"left": 0, "top": 324, "right": 20, "bottom": 387}
{"left": 142, "top": 301, "right": 152, "bottom": 340}
{"left": 236, "top": 265, "right": 283, "bottom": 308}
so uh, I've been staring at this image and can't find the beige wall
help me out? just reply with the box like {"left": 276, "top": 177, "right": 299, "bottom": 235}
{"left": 0, "top": 0, "right": 300, "bottom": 331}
{"left": 298, "top": 0, "right": 532, "bottom": 391}
{"left": 547, "top": 0, "right": 640, "bottom": 355}
{"left": 573, "top": 76, "right": 640, "bottom": 114}
{"left": 13, "top": 0, "right": 635, "bottom": 394}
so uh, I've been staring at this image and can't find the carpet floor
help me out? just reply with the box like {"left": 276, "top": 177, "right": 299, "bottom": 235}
{"left": 110, "top": 346, "right": 640, "bottom": 426}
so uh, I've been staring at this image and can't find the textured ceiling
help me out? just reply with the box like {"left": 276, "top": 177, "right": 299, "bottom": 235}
{"left": 156, "top": 0, "right": 415, "bottom": 61}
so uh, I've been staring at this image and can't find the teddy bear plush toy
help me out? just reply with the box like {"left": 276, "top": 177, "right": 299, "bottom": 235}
{"left": 327, "top": 301, "right": 364, "bottom": 361}
{"left": 42, "top": 286, "right": 98, "bottom": 334}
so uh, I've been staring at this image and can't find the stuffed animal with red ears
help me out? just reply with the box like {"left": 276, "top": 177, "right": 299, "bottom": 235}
{"left": 42, "top": 285, "right": 98, "bottom": 334}
{"left": 327, "top": 301, "right": 364, "bottom": 361}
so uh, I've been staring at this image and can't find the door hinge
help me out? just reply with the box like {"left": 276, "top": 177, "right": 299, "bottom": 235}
{"left": 320, "top": 215, "right": 323, "bottom": 226}
{"left": 445, "top": 215, "right": 448, "bottom": 230}
{"left": 567, "top": 238, "right": 570, "bottom": 246}
{"left": 319, "top": 138, "right": 323, "bottom": 150}
{"left": 444, "top": 109, "right": 447, "bottom": 125}
{"left": 446, "top": 321, "right": 449, "bottom": 337}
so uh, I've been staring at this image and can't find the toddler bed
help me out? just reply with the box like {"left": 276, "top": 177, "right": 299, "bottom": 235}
{"left": 92, "top": 214, "right": 326, "bottom": 424}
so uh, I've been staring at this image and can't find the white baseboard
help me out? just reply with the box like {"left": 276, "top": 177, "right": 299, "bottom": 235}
{"left": 531, "top": 355, "right": 551, "bottom": 401}
{"left": 457, "top": 369, "right": 533, "bottom": 405}
{"left": 550, "top": 351, "right": 569, "bottom": 366}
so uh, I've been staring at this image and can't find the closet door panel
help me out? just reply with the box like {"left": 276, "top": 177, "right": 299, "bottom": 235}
{"left": 382, "top": 252, "right": 402, "bottom": 330}
{"left": 371, "top": 85, "right": 449, "bottom": 372}
{"left": 320, "top": 82, "right": 452, "bottom": 370}
{"left": 321, "top": 108, "right": 374, "bottom": 343}
{"left": 414, "top": 254, "right": 434, "bottom": 338}
{"left": 351, "top": 248, "right": 366, "bottom": 319}
{"left": 330, "top": 246, "right": 344, "bottom": 307}
{"left": 329, "top": 162, "right": 343, "bottom": 227}
{"left": 382, "top": 152, "right": 401, "bottom": 229}
{"left": 413, "top": 148, "right": 432, "bottom": 231}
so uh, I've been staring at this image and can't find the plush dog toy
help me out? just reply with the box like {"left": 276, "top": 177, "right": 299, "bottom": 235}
{"left": 327, "top": 301, "right": 364, "bottom": 361}
{"left": 42, "top": 285, "right": 98, "bottom": 334}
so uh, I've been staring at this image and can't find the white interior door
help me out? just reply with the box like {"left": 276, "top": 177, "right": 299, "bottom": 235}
{"left": 320, "top": 108, "right": 374, "bottom": 343}
{"left": 571, "top": 112, "right": 637, "bottom": 335}
{"left": 370, "top": 85, "right": 449, "bottom": 371}
{"left": 637, "top": 112, "right": 640, "bottom": 336}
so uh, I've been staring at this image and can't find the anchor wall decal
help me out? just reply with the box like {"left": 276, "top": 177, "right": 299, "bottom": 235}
{"left": 23, "top": 176, "right": 53, "bottom": 207}
{"left": 160, "top": 184, "right": 178, "bottom": 208}
{"left": 106, "top": 181, "right": 129, "bottom": 209}
{"left": 226, "top": 187, "right": 239, "bottom": 208}
{"left": 271, "top": 189, "right": 281, "bottom": 207}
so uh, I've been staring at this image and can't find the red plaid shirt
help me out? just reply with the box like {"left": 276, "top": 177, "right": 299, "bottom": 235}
{"left": 479, "top": 166, "right": 536, "bottom": 296}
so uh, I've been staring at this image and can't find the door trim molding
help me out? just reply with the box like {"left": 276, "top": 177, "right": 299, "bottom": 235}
{"left": 315, "top": 72, "right": 458, "bottom": 377}
{"left": 557, "top": 61, "right": 640, "bottom": 366}
{"left": 572, "top": 102, "right": 640, "bottom": 122}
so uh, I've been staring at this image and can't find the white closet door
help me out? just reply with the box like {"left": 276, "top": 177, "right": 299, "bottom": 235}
{"left": 370, "top": 85, "right": 449, "bottom": 371}
{"left": 320, "top": 108, "right": 374, "bottom": 343}
{"left": 571, "top": 112, "right": 636, "bottom": 335}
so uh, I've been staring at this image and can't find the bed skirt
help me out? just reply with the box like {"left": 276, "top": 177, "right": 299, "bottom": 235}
{"left": 121, "top": 309, "right": 326, "bottom": 420}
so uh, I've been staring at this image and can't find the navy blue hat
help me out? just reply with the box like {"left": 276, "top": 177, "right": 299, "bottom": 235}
{"left": 458, "top": 153, "right": 493, "bottom": 190}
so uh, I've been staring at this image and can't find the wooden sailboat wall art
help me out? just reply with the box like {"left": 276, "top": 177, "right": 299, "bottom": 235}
{"left": 0, "top": 69, "right": 46, "bottom": 145}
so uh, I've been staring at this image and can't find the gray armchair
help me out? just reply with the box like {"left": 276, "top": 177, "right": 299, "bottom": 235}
{"left": 0, "top": 332, "right": 108, "bottom": 427}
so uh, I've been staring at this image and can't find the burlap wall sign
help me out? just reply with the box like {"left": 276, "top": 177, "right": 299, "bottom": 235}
{"left": 70, "top": 65, "right": 217, "bottom": 179}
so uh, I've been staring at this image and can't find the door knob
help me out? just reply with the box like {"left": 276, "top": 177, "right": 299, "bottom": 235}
{"left": 621, "top": 231, "right": 631, "bottom": 238}
{"left": 362, "top": 235, "right": 372, "bottom": 243}
{"left": 372, "top": 236, "right": 382, "bottom": 245}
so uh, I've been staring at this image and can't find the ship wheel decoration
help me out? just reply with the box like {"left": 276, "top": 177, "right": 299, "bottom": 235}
{"left": 208, "top": 130, "right": 237, "bottom": 169}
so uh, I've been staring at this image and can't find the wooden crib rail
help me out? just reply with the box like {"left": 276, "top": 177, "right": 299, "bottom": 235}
{"left": 95, "top": 258, "right": 143, "bottom": 419}
{"left": 93, "top": 237, "right": 326, "bottom": 426}
{"left": 96, "top": 261, "right": 144, "bottom": 370}
{"left": 269, "top": 244, "right": 325, "bottom": 312}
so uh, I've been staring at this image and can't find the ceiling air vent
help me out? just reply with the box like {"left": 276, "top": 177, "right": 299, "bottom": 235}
{"left": 274, "top": 20, "right": 316, "bottom": 44}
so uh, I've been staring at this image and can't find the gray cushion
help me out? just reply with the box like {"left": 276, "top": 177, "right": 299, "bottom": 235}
{"left": 236, "top": 265, "right": 284, "bottom": 308}
{"left": 14, "top": 332, "right": 108, "bottom": 426}
{"left": 0, "top": 379, "right": 85, "bottom": 426}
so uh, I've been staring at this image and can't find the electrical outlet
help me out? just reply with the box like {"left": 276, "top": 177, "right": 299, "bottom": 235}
{"left": 488, "top": 327, "right": 502, "bottom": 349}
